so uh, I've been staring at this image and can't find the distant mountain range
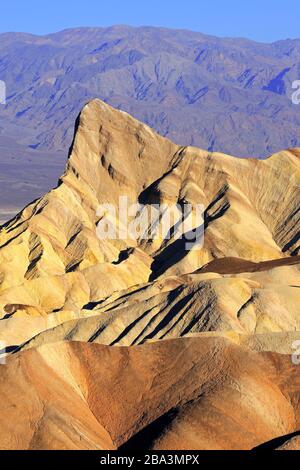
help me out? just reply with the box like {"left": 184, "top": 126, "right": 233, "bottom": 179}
{"left": 1, "top": 25, "right": 300, "bottom": 214}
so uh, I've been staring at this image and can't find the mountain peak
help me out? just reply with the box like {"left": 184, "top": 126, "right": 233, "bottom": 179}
{"left": 0, "top": 99, "right": 298, "bottom": 313}
{"left": 0, "top": 100, "right": 299, "bottom": 450}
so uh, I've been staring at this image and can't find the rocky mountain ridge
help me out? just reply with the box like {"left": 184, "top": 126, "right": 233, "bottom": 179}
{"left": 0, "top": 99, "right": 299, "bottom": 450}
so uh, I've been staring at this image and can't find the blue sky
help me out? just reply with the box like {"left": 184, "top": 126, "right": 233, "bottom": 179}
{"left": 1, "top": 0, "right": 299, "bottom": 43}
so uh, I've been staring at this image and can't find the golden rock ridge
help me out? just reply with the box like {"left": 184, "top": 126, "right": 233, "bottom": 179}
{"left": 0, "top": 99, "right": 299, "bottom": 450}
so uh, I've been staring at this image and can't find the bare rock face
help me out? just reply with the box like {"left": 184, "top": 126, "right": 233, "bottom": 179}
{"left": 0, "top": 338, "right": 299, "bottom": 450}
{"left": 0, "top": 99, "right": 299, "bottom": 450}
{"left": 276, "top": 436, "right": 300, "bottom": 450}
{"left": 3, "top": 26, "right": 300, "bottom": 221}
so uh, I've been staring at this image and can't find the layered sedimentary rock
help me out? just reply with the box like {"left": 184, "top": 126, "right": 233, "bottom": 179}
{"left": 0, "top": 99, "right": 299, "bottom": 450}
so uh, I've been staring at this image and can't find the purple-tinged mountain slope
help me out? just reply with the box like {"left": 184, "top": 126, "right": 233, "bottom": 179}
{"left": 1, "top": 25, "right": 300, "bottom": 214}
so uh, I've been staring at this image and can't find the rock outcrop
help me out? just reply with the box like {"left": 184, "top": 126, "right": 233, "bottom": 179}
{"left": 1, "top": 338, "right": 300, "bottom": 450}
{"left": 0, "top": 99, "right": 299, "bottom": 450}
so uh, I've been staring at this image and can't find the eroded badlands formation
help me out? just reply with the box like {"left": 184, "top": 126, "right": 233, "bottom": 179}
{"left": 0, "top": 99, "right": 299, "bottom": 450}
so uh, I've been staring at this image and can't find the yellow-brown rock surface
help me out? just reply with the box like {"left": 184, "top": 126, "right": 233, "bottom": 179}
{"left": 0, "top": 99, "right": 299, "bottom": 450}
{"left": 0, "top": 337, "right": 299, "bottom": 450}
